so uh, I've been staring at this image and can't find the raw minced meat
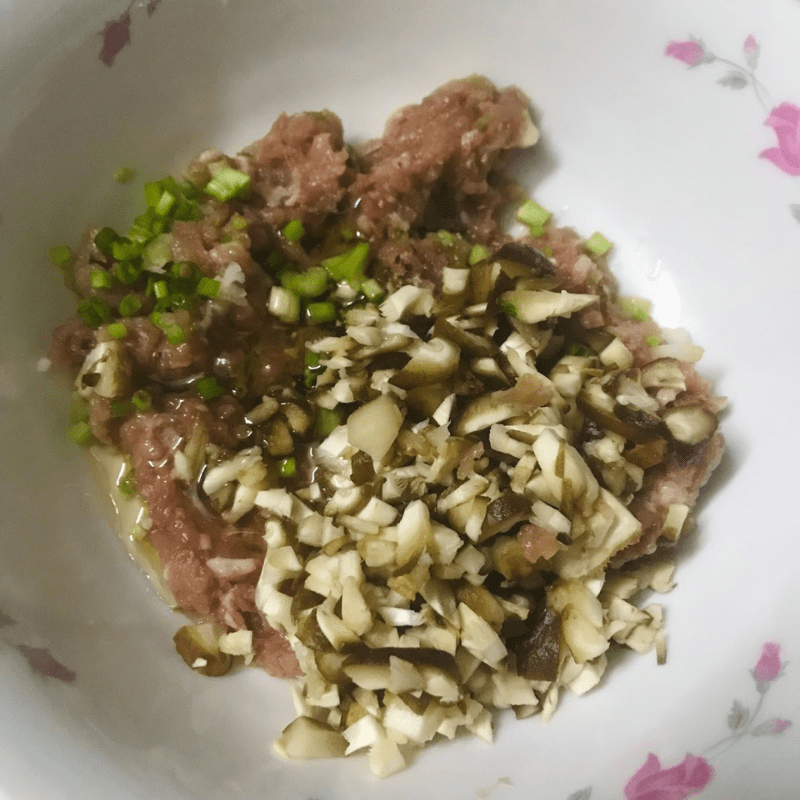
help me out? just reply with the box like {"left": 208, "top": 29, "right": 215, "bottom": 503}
{"left": 49, "top": 76, "right": 724, "bottom": 776}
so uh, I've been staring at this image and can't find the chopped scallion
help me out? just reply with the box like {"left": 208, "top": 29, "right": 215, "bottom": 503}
{"left": 118, "top": 469, "right": 137, "bottom": 496}
{"left": 107, "top": 322, "right": 128, "bottom": 340}
{"left": 196, "top": 277, "right": 221, "bottom": 298}
{"left": 49, "top": 245, "right": 73, "bottom": 267}
{"left": 110, "top": 399, "right": 134, "bottom": 418}
{"left": 153, "top": 280, "right": 169, "bottom": 300}
{"left": 114, "top": 166, "right": 135, "bottom": 184}
{"left": 67, "top": 421, "right": 92, "bottom": 445}
{"left": 645, "top": 335, "right": 661, "bottom": 347}
{"left": 517, "top": 200, "right": 551, "bottom": 235}
{"left": 205, "top": 167, "right": 251, "bottom": 202}
{"left": 164, "top": 324, "right": 185, "bottom": 346}
{"left": 111, "top": 237, "right": 142, "bottom": 262}
{"left": 231, "top": 215, "right": 248, "bottom": 231}
{"left": 468, "top": 244, "right": 490, "bottom": 266}
{"left": 118, "top": 294, "right": 142, "bottom": 316}
{"left": 498, "top": 299, "right": 517, "bottom": 318}
{"left": 94, "top": 227, "right": 120, "bottom": 257}
{"left": 620, "top": 298, "right": 650, "bottom": 322}
{"left": 77, "top": 298, "right": 112, "bottom": 328}
{"left": 268, "top": 286, "right": 301, "bottom": 323}
{"left": 285, "top": 266, "right": 329, "bottom": 299}
{"left": 282, "top": 218, "right": 305, "bottom": 243}
{"left": 196, "top": 376, "right": 224, "bottom": 401}
{"left": 306, "top": 301, "right": 336, "bottom": 324}
{"left": 113, "top": 259, "right": 142, "bottom": 285}
{"left": 437, "top": 230, "right": 455, "bottom": 247}
{"left": 361, "top": 278, "right": 386, "bottom": 303}
{"left": 322, "top": 241, "right": 370, "bottom": 287}
{"left": 278, "top": 457, "right": 296, "bottom": 478}
{"left": 154, "top": 190, "right": 176, "bottom": 217}
{"left": 585, "top": 231, "right": 612, "bottom": 257}
{"left": 131, "top": 389, "right": 152, "bottom": 412}
{"left": 567, "top": 343, "right": 592, "bottom": 357}
{"left": 90, "top": 269, "right": 114, "bottom": 290}
{"left": 313, "top": 406, "right": 342, "bottom": 438}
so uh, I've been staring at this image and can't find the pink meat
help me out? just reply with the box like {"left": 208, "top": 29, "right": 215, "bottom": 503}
{"left": 352, "top": 77, "right": 533, "bottom": 246}
{"left": 118, "top": 403, "right": 300, "bottom": 678}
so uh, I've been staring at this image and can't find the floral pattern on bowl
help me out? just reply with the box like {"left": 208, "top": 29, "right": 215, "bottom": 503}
{"left": 665, "top": 35, "right": 800, "bottom": 221}
{"left": 567, "top": 643, "right": 792, "bottom": 800}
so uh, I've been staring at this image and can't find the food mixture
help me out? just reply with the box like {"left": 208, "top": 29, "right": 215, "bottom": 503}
{"left": 48, "top": 77, "right": 724, "bottom": 777}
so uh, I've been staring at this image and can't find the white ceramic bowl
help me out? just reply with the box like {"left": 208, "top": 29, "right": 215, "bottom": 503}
{"left": 2, "top": 1, "right": 799, "bottom": 798}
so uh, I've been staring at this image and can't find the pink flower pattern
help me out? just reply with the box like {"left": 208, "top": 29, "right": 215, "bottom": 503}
{"left": 665, "top": 32, "right": 800, "bottom": 220}
{"left": 664, "top": 40, "right": 706, "bottom": 68}
{"left": 753, "top": 642, "right": 783, "bottom": 683}
{"left": 567, "top": 642, "right": 792, "bottom": 799}
{"left": 760, "top": 104, "right": 800, "bottom": 176}
{"left": 624, "top": 753, "right": 713, "bottom": 800}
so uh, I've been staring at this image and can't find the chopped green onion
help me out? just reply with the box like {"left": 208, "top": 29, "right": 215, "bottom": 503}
{"left": 307, "top": 301, "right": 336, "bottom": 324}
{"left": 131, "top": 389, "right": 152, "bottom": 412}
{"left": 285, "top": 266, "right": 329, "bottom": 299}
{"left": 117, "top": 468, "right": 137, "bottom": 496}
{"left": 90, "top": 269, "right": 114, "bottom": 290}
{"left": 567, "top": 343, "right": 592, "bottom": 357}
{"left": 437, "top": 230, "right": 455, "bottom": 247}
{"left": 231, "top": 215, "right": 248, "bottom": 231}
{"left": 543, "top": 246, "right": 554, "bottom": 258}
{"left": 361, "top": 278, "right": 386, "bottom": 303}
{"left": 585, "top": 231, "right": 612, "bottom": 256}
{"left": 110, "top": 399, "right": 134, "bottom": 418}
{"left": 314, "top": 406, "right": 342, "bottom": 438}
{"left": 114, "top": 166, "right": 136, "bottom": 184}
{"left": 118, "top": 293, "right": 142, "bottom": 317}
{"left": 196, "top": 277, "right": 220, "bottom": 298}
{"left": 69, "top": 397, "right": 90, "bottom": 425}
{"left": 111, "top": 237, "right": 142, "bottom": 262}
{"left": 142, "top": 234, "right": 173, "bottom": 269}
{"left": 517, "top": 200, "right": 551, "bottom": 235}
{"left": 205, "top": 167, "right": 251, "bottom": 202}
{"left": 154, "top": 190, "right": 176, "bottom": 217}
{"left": 645, "top": 335, "right": 661, "bottom": 347}
{"left": 113, "top": 259, "right": 142, "bottom": 285}
{"left": 468, "top": 244, "right": 490, "bottom": 266}
{"left": 268, "top": 286, "right": 301, "bottom": 323}
{"left": 340, "top": 225, "right": 354, "bottom": 241}
{"left": 322, "top": 242, "right": 370, "bottom": 287}
{"left": 164, "top": 323, "right": 185, "bottom": 346}
{"left": 304, "top": 349, "right": 322, "bottom": 388}
{"left": 196, "top": 376, "right": 224, "bottom": 400}
{"left": 49, "top": 245, "right": 73, "bottom": 267}
{"left": 67, "top": 420, "right": 92, "bottom": 445}
{"left": 77, "top": 298, "right": 112, "bottom": 328}
{"left": 498, "top": 299, "right": 517, "bottom": 318}
{"left": 153, "top": 280, "right": 169, "bottom": 300}
{"left": 282, "top": 218, "right": 305, "bottom": 243}
{"left": 130, "top": 523, "right": 148, "bottom": 541}
{"left": 620, "top": 298, "right": 650, "bottom": 322}
{"left": 107, "top": 322, "right": 128, "bottom": 340}
{"left": 278, "top": 457, "right": 296, "bottom": 478}
{"left": 94, "top": 227, "right": 120, "bottom": 257}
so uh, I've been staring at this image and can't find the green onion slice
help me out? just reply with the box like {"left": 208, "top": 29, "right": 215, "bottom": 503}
{"left": 585, "top": 231, "right": 612, "bottom": 257}
{"left": 282, "top": 218, "right": 305, "bottom": 243}
{"left": 49, "top": 245, "right": 73, "bottom": 267}
{"left": 205, "top": 167, "right": 251, "bottom": 202}
{"left": 196, "top": 376, "right": 224, "bottom": 400}
{"left": 278, "top": 457, "right": 296, "bottom": 478}
{"left": 131, "top": 389, "right": 152, "bottom": 412}
{"left": 67, "top": 421, "right": 92, "bottom": 446}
